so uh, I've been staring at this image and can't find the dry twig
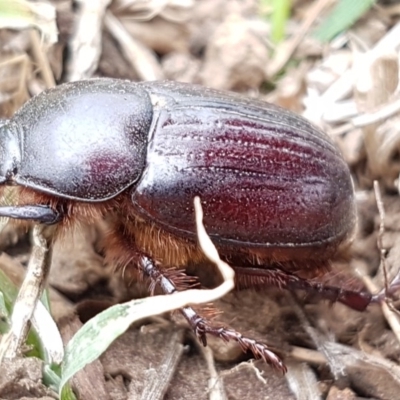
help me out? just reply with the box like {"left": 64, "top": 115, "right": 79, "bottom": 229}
{"left": 104, "top": 11, "right": 164, "bottom": 81}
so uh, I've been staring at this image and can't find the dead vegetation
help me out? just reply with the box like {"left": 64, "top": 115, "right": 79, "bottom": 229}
{"left": 1, "top": 0, "right": 400, "bottom": 399}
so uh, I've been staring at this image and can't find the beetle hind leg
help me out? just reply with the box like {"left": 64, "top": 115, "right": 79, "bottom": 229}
{"left": 234, "top": 266, "right": 374, "bottom": 312}
{"left": 139, "top": 255, "right": 287, "bottom": 373}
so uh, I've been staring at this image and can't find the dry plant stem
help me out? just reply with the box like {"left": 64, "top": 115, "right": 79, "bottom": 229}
{"left": 140, "top": 330, "right": 185, "bottom": 400}
{"left": 66, "top": 0, "right": 111, "bottom": 81}
{"left": 221, "top": 360, "right": 266, "bottom": 385}
{"left": 324, "top": 341, "right": 400, "bottom": 384}
{"left": 199, "top": 344, "right": 227, "bottom": 400}
{"left": 0, "top": 254, "right": 64, "bottom": 365}
{"left": 371, "top": 21, "right": 400, "bottom": 54}
{"left": 290, "top": 346, "right": 327, "bottom": 366}
{"left": 29, "top": 29, "right": 55, "bottom": 88}
{"left": 321, "top": 21, "right": 400, "bottom": 107}
{"left": 385, "top": 4, "right": 400, "bottom": 16}
{"left": 330, "top": 122, "right": 354, "bottom": 136}
{"left": 354, "top": 260, "right": 400, "bottom": 344}
{"left": 104, "top": 12, "right": 164, "bottom": 81}
{"left": 295, "top": 341, "right": 400, "bottom": 385}
{"left": 0, "top": 54, "right": 30, "bottom": 107}
{"left": 0, "top": 252, "right": 74, "bottom": 321}
{"left": 352, "top": 96, "right": 400, "bottom": 127}
{"left": 373, "top": 181, "right": 389, "bottom": 293}
{"left": 287, "top": 294, "right": 346, "bottom": 382}
{"left": 285, "top": 362, "right": 321, "bottom": 400}
{"left": 0, "top": 224, "right": 53, "bottom": 361}
{"left": 355, "top": 52, "right": 400, "bottom": 189}
{"left": 112, "top": 0, "right": 193, "bottom": 22}
{"left": 266, "top": 0, "right": 335, "bottom": 77}
{"left": 352, "top": 185, "right": 400, "bottom": 344}
{"left": 111, "top": 0, "right": 164, "bottom": 19}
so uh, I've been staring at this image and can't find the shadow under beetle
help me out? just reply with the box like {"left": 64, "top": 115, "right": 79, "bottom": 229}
{"left": 0, "top": 79, "right": 387, "bottom": 372}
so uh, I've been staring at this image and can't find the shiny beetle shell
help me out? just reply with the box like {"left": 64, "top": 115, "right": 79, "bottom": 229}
{"left": 0, "top": 79, "right": 356, "bottom": 257}
{"left": 0, "top": 80, "right": 152, "bottom": 200}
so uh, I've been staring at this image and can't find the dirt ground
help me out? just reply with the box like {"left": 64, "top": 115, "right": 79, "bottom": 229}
{"left": 1, "top": 0, "right": 400, "bottom": 399}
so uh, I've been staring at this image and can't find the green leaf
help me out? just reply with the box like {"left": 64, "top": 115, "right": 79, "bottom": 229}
{"left": 43, "top": 364, "right": 60, "bottom": 389}
{"left": 59, "top": 300, "right": 145, "bottom": 394}
{"left": 314, "top": 0, "right": 376, "bottom": 42}
{"left": 59, "top": 282, "right": 235, "bottom": 396}
{"left": 60, "top": 383, "right": 78, "bottom": 400}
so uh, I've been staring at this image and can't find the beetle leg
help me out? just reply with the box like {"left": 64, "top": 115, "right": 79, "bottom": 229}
{"left": 234, "top": 267, "right": 374, "bottom": 311}
{"left": 0, "top": 204, "right": 62, "bottom": 224}
{"left": 138, "top": 255, "right": 287, "bottom": 373}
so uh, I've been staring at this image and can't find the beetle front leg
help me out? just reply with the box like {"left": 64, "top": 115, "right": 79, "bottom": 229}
{"left": 138, "top": 255, "right": 287, "bottom": 373}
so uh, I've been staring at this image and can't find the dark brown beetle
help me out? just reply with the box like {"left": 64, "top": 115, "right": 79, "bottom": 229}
{"left": 0, "top": 78, "right": 380, "bottom": 372}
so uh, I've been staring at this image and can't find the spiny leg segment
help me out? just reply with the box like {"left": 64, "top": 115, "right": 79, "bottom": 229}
{"left": 234, "top": 266, "right": 390, "bottom": 311}
{"left": 138, "top": 255, "right": 287, "bottom": 373}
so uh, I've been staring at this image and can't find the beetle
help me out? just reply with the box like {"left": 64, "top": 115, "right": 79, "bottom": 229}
{"left": 0, "top": 78, "right": 381, "bottom": 372}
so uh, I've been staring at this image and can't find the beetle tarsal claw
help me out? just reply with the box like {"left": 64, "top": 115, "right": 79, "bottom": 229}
{"left": 0, "top": 205, "right": 61, "bottom": 224}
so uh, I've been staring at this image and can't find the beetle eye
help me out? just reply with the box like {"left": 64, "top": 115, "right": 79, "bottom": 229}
{"left": 0, "top": 122, "right": 21, "bottom": 183}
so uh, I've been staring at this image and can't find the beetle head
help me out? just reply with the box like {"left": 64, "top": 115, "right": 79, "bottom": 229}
{"left": 0, "top": 121, "right": 60, "bottom": 224}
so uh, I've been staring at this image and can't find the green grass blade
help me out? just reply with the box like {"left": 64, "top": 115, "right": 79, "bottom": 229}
{"left": 260, "top": 0, "right": 292, "bottom": 43}
{"left": 271, "top": 0, "right": 292, "bottom": 43}
{"left": 314, "top": 0, "right": 376, "bottom": 42}
{"left": 0, "top": 0, "right": 34, "bottom": 26}
{"left": 0, "top": 292, "right": 9, "bottom": 333}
